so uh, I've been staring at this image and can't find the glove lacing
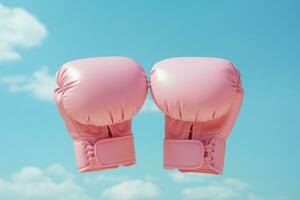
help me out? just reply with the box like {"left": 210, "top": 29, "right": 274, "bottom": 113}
{"left": 84, "top": 143, "right": 97, "bottom": 166}
{"left": 203, "top": 139, "right": 215, "bottom": 164}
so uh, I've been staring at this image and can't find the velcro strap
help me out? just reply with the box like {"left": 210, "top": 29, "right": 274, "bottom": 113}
{"left": 164, "top": 139, "right": 204, "bottom": 169}
{"left": 94, "top": 135, "right": 135, "bottom": 167}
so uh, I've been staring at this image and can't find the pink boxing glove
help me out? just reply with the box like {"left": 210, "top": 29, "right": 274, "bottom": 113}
{"left": 150, "top": 57, "right": 244, "bottom": 174}
{"left": 54, "top": 57, "right": 147, "bottom": 173}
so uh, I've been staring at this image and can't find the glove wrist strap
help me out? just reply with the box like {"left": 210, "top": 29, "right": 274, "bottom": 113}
{"left": 74, "top": 135, "right": 135, "bottom": 173}
{"left": 164, "top": 139, "right": 204, "bottom": 169}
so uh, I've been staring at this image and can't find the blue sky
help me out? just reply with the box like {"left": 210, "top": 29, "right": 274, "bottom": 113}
{"left": 0, "top": 0, "right": 299, "bottom": 200}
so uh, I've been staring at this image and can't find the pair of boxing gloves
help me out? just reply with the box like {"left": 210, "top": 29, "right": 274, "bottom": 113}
{"left": 54, "top": 56, "right": 243, "bottom": 174}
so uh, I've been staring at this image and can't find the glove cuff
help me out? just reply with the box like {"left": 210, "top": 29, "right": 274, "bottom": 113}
{"left": 73, "top": 135, "right": 136, "bottom": 173}
{"left": 164, "top": 139, "right": 204, "bottom": 169}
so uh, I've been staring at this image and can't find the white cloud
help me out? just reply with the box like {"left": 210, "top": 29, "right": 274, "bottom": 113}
{"left": 181, "top": 178, "right": 250, "bottom": 200}
{"left": 10, "top": 166, "right": 49, "bottom": 183}
{"left": 141, "top": 97, "right": 159, "bottom": 112}
{"left": 168, "top": 171, "right": 262, "bottom": 200}
{"left": 168, "top": 171, "right": 212, "bottom": 183}
{"left": 0, "top": 66, "right": 55, "bottom": 101}
{"left": 101, "top": 179, "right": 160, "bottom": 200}
{"left": 182, "top": 184, "right": 240, "bottom": 199}
{"left": 83, "top": 174, "right": 129, "bottom": 185}
{"left": 0, "top": 165, "right": 292, "bottom": 200}
{"left": 180, "top": 177, "right": 251, "bottom": 200}
{"left": 0, "top": 3, "right": 47, "bottom": 61}
{"left": 0, "top": 164, "right": 90, "bottom": 200}
{"left": 223, "top": 178, "right": 249, "bottom": 190}
{"left": 46, "top": 163, "right": 73, "bottom": 179}
{"left": 0, "top": 165, "right": 162, "bottom": 200}
{"left": 180, "top": 178, "right": 262, "bottom": 200}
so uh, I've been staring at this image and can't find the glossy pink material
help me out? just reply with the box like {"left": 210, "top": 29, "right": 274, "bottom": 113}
{"left": 54, "top": 57, "right": 147, "bottom": 173}
{"left": 150, "top": 57, "right": 244, "bottom": 174}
